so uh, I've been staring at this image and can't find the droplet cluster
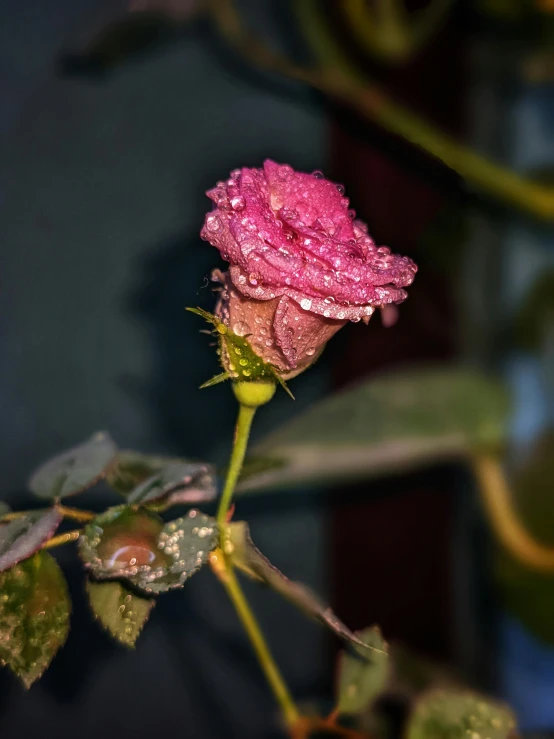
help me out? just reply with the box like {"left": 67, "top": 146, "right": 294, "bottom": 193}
{"left": 79, "top": 507, "right": 218, "bottom": 596}
{"left": 409, "top": 689, "right": 516, "bottom": 739}
{"left": 200, "top": 160, "right": 417, "bottom": 326}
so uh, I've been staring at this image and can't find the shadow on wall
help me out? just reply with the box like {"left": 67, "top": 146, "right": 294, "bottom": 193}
{"left": 126, "top": 232, "right": 237, "bottom": 460}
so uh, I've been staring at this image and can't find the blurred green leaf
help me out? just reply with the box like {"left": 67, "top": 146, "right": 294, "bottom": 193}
{"left": 0, "top": 551, "right": 70, "bottom": 688}
{"left": 0, "top": 502, "right": 10, "bottom": 516}
{"left": 29, "top": 432, "right": 117, "bottom": 499}
{"left": 85, "top": 579, "right": 154, "bottom": 648}
{"left": 337, "top": 626, "right": 389, "bottom": 715}
{"left": 405, "top": 689, "right": 516, "bottom": 739}
{"left": 514, "top": 271, "right": 554, "bottom": 353}
{"left": 79, "top": 507, "right": 218, "bottom": 595}
{"left": 238, "top": 367, "right": 510, "bottom": 494}
{"left": 388, "top": 642, "right": 464, "bottom": 699}
{"left": 495, "top": 430, "right": 554, "bottom": 643}
{"left": 126, "top": 460, "right": 216, "bottom": 507}
{"left": 0, "top": 509, "right": 62, "bottom": 572}
{"left": 106, "top": 450, "right": 175, "bottom": 495}
{"left": 227, "top": 521, "right": 386, "bottom": 657}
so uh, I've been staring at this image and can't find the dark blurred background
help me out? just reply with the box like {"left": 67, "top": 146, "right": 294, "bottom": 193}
{"left": 1, "top": 0, "right": 553, "bottom": 737}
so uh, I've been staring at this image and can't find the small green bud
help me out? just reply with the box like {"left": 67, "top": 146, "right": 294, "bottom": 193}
{"left": 232, "top": 381, "right": 276, "bottom": 408}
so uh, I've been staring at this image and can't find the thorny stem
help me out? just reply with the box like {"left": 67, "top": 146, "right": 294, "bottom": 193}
{"left": 473, "top": 454, "right": 554, "bottom": 572}
{"left": 215, "top": 401, "right": 300, "bottom": 728}
{"left": 209, "top": 0, "right": 554, "bottom": 221}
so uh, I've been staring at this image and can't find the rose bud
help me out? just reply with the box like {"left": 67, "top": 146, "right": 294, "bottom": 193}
{"left": 201, "top": 160, "right": 417, "bottom": 379}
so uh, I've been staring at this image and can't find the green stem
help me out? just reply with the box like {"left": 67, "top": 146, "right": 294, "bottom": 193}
{"left": 215, "top": 396, "right": 300, "bottom": 728}
{"left": 216, "top": 402, "right": 256, "bottom": 527}
{"left": 218, "top": 563, "right": 300, "bottom": 727}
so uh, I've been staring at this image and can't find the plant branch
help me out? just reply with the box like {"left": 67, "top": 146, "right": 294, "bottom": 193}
{"left": 214, "top": 398, "right": 300, "bottom": 728}
{"left": 342, "top": 0, "right": 453, "bottom": 63}
{"left": 209, "top": 0, "right": 554, "bottom": 221}
{"left": 0, "top": 511, "right": 28, "bottom": 523}
{"left": 212, "top": 551, "right": 300, "bottom": 727}
{"left": 55, "top": 504, "right": 95, "bottom": 523}
{"left": 216, "top": 403, "right": 256, "bottom": 527}
{"left": 473, "top": 454, "right": 554, "bottom": 572}
{"left": 41, "top": 530, "right": 81, "bottom": 550}
{"left": 0, "top": 506, "right": 94, "bottom": 524}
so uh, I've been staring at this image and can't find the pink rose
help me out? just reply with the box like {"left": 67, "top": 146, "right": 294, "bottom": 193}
{"left": 201, "top": 160, "right": 417, "bottom": 378}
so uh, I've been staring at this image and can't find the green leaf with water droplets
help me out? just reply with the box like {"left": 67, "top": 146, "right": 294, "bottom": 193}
{"left": 29, "top": 432, "right": 118, "bottom": 499}
{"left": 187, "top": 307, "right": 292, "bottom": 397}
{"left": 0, "top": 509, "right": 62, "bottom": 572}
{"left": 79, "top": 506, "right": 218, "bottom": 595}
{"left": 0, "top": 551, "right": 70, "bottom": 688}
{"left": 337, "top": 626, "right": 389, "bottom": 715}
{"left": 226, "top": 521, "right": 385, "bottom": 657}
{"left": 238, "top": 367, "right": 510, "bottom": 494}
{"left": 405, "top": 689, "right": 517, "bottom": 739}
{"left": 86, "top": 579, "right": 154, "bottom": 648}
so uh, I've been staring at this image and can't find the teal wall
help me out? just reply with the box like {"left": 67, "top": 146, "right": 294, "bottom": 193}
{"left": 0, "top": 3, "right": 331, "bottom": 736}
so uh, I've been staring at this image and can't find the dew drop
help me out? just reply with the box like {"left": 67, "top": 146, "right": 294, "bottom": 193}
{"left": 205, "top": 214, "right": 221, "bottom": 232}
{"left": 243, "top": 369, "right": 251, "bottom": 377}
{"left": 233, "top": 322, "right": 249, "bottom": 336}
{"left": 278, "top": 164, "right": 293, "bottom": 179}
{"left": 312, "top": 170, "right": 324, "bottom": 179}
{"left": 300, "top": 298, "right": 312, "bottom": 310}
{"left": 239, "top": 358, "right": 248, "bottom": 367}
{"left": 336, "top": 184, "right": 345, "bottom": 195}
{"left": 230, "top": 195, "right": 245, "bottom": 211}
{"left": 306, "top": 347, "right": 316, "bottom": 356}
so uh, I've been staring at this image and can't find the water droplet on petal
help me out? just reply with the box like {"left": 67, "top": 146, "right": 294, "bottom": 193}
{"left": 300, "top": 298, "right": 312, "bottom": 311}
{"left": 233, "top": 322, "right": 249, "bottom": 336}
{"left": 230, "top": 195, "right": 245, "bottom": 211}
{"left": 205, "top": 214, "right": 221, "bottom": 232}
{"left": 336, "top": 184, "right": 345, "bottom": 195}
{"left": 312, "top": 170, "right": 324, "bottom": 179}
{"left": 278, "top": 165, "right": 293, "bottom": 179}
